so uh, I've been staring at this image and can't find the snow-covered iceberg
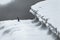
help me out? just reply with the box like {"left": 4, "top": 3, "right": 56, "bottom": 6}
{"left": 30, "top": 0, "right": 60, "bottom": 32}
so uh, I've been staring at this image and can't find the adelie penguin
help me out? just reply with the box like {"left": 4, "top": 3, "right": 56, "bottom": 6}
{"left": 17, "top": 17, "right": 20, "bottom": 22}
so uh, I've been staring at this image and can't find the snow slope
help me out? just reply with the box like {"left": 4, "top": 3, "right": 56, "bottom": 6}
{"left": 30, "top": 0, "right": 60, "bottom": 32}
{"left": 0, "top": 19, "right": 56, "bottom": 40}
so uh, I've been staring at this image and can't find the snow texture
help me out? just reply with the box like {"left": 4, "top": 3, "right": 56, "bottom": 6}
{"left": 0, "top": 0, "right": 60, "bottom": 40}
{"left": 0, "top": 19, "right": 57, "bottom": 40}
{"left": 30, "top": 0, "right": 60, "bottom": 32}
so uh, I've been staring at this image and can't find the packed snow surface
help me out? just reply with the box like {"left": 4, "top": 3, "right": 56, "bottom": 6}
{"left": 0, "top": 19, "right": 57, "bottom": 40}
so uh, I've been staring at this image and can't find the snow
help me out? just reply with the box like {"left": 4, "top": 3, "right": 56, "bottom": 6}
{"left": 0, "top": 19, "right": 56, "bottom": 40}
{"left": 30, "top": 0, "right": 60, "bottom": 32}
{"left": 0, "top": 0, "right": 14, "bottom": 5}
{"left": 0, "top": 0, "right": 60, "bottom": 40}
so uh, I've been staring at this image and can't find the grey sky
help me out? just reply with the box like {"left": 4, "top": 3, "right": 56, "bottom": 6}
{"left": 0, "top": 0, "right": 43, "bottom": 21}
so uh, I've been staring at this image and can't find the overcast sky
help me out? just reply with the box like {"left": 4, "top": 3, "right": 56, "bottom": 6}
{"left": 0, "top": 0, "right": 43, "bottom": 21}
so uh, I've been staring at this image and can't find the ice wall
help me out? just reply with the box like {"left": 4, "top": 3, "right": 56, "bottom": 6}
{"left": 30, "top": 0, "right": 60, "bottom": 31}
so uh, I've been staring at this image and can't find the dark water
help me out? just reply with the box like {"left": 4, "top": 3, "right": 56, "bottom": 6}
{"left": 0, "top": 0, "right": 44, "bottom": 21}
